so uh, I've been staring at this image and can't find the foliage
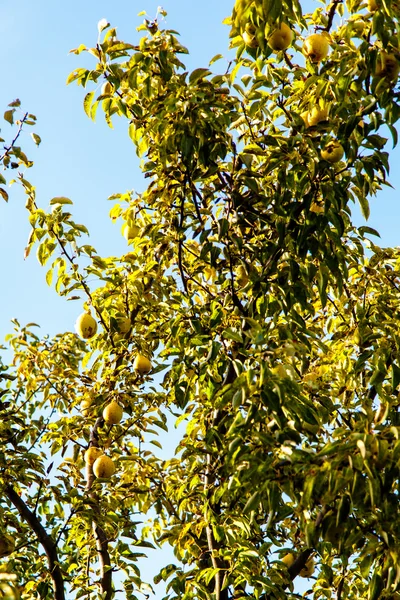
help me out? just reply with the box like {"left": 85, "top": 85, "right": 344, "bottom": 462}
{"left": 2, "top": 1, "right": 400, "bottom": 599}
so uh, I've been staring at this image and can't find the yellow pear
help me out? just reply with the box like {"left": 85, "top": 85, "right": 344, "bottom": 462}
{"left": 75, "top": 312, "right": 97, "bottom": 339}
{"left": 303, "top": 34, "right": 330, "bottom": 62}
{"left": 375, "top": 52, "right": 399, "bottom": 82}
{"left": 321, "top": 141, "right": 344, "bottom": 163}
{"left": 281, "top": 552, "right": 295, "bottom": 567}
{"left": 93, "top": 455, "right": 116, "bottom": 478}
{"left": 133, "top": 354, "right": 152, "bottom": 375}
{"left": 300, "top": 557, "right": 315, "bottom": 578}
{"left": 0, "top": 534, "right": 15, "bottom": 558}
{"left": 307, "top": 106, "right": 328, "bottom": 127}
{"left": 368, "top": 0, "right": 378, "bottom": 10}
{"left": 236, "top": 265, "right": 249, "bottom": 287}
{"left": 268, "top": 23, "right": 294, "bottom": 52}
{"left": 81, "top": 393, "right": 95, "bottom": 417}
{"left": 117, "top": 317, "right": 131, "bottom": 334}
{"left": 84, "top": 447, "right": 103, "bottom": 465}
{"left": 103, "top": 401, "right": 123, "bottom": 425}
{"left": 123, "top": 224, "right": 139, "bottom": 242}
{"left": 350, "top": 20, "right": 365, "bottom": 36}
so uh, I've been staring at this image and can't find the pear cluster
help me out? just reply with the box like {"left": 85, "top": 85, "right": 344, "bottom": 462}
{"left": 241, "top": 21, "right": 294, "bottom": 53}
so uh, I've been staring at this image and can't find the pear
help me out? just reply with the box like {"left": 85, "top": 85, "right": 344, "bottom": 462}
{"left": 133, "top": 354, "right": 152, "bottom": 375}
{"left": 321, "top": 141, "right": 344, "bottom": 163}
{"left": 93, "top": 455, "right": 116, "bottom": 478}
{"left": 75, "top": 312, "right": 97, "bottom": 339}
{"left": 103, "top": 401, "right": 123, "bottom": 425}
{"left": 84, "top": 447, "right": 103, "bottom": 465}
{"left": 268, "top": 23, "right": 294, "bottom": 52}
{"left": 303, "top": 34, "right": 330, "bottom": 62}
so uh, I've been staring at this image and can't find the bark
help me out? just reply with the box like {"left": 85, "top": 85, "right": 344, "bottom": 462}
{"left": 5, "top": 485, "right": 65, "bottom": 600}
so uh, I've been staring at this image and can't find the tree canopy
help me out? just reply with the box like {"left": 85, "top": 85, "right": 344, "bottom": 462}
{"left": 2, "top": 1, "right": 400, "bottom": 599}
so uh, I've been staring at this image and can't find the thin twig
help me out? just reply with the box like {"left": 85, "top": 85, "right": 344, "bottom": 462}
{"left": 0, "top": 112, "right": 29, "bottom": 162}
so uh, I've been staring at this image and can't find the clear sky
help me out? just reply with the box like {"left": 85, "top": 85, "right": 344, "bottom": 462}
{"left": 1, "top": 1, "right": 399, "bottom": 597}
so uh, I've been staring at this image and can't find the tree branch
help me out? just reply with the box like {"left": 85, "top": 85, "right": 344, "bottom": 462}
{"left": 5, "top": 484, "right": 65, "bottom": 600}
{"left": 85, "top": 418, "right": 114, "bottom": 600}
{"left": 0, "top": 112, "right": 29, "bottom": 163}
{"left": 324, "top": 0, "right": 343, "bottom": 32}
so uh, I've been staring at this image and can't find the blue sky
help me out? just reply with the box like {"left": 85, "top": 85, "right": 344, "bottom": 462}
{"left": 1, "top": 1, "right": 399, "bottom": 596}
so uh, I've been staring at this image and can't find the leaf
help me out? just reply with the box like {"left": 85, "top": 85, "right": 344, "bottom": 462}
{"left": 83, "top": 91, "right": 95, "bottom": 118}
{"left": 357, "top": 194, "right": 370, "bottom": 220}
{"left": 209, "top": 54, "right": 223, "bottom": 66}
{"left": 189, "top": 68, "right": 212, "bottom": 84}
{"left": 31, "top": 133, "right": 41, "bottom": 146}
{"left": 4, "top": 109, "right": 14, "bottom": 124}
{"left": 50, "top": 197, "right": 73, "bottom": 205}
{"left": 358, "top": 226, "right": 380, "bottom": 238}
{"left": 392, "top": 363, "right": 400, "bottom": 390}
{"left": 97, "top": 18, "right": 109, "bottom": 33}
{"left": 0, "top": 188, "right": 9, "bottom": 202}
{"left": 46, "top": 268, "right": 53, "bottom": 287}
{"left": 222, "top": 328, "right": 243, "bottom": 343}
{"left": 243, "top": 491, "right": 260, "bottom": 514}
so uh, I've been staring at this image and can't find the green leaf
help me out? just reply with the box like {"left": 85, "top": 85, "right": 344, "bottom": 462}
{"left": 392, "top": 363, "right": 400, "bottom": 390}
{"left": 50, "top": 197, "right": 73, "bottom": 205}
{"left": 358, "top": 194, "right": 370, "bottom": 220}
{"left": 46, "top": 268, "right": 53, "bottom": 287}
{"left": 222, "top": 328, "right": 243, "bottom": 343}
{"left": 209, "top": 54, "right": 223, "bottom": 66}
{"left": 83, "top": 91, "right": 95, "bottom": 118}
{"left": 243, "top": 491, "right": 260, "bottom": 514}
{"left": 31, "top": 133, "right": 41, "bottom": 146}
{"left": 0, "top": 188, "right": 9, "bottom": 202}
{"left": 4, "top": 110, "right": 14, "bottom": 124}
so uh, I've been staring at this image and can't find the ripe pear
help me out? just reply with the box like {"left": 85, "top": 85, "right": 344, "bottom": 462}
{"left": 123, "top": 224, "right": 139, "bottom": 242}
{"left": 117, "top": 317, "right": 131, "bottom": 334}
{"left": 84, "top": 447, "right": 103, "bottom": 466}
{"left": 268, "top": 23, "right": 293, "bottom": 51}
{"left": 350, "top": 20, "right": 365, "bottom": 36}
{"left": 303, "top": 34, "right": 330, "bottom": 62}
{"left": 281, "top": 552, "right": 295, "bottom": 567}
{"left": 0, "top": 534, "right": 15, "bottom": 558}
{"left": 368, "top": 0, "right": 378, "bottom": 10}
{"left": 133, "top": 354, "right": 152, "bottom": 375}
{"left": 81, "top": 393, "right": 95, "bottom": 417}
{"left": 93, "top": 455, "right": 116, "bottom": 478}
{"left": 236, "top": 265, "right": 249, "bottom": 287}
{"left": 307, "top": 106, "right": 328, "bottom": 127}
{"left": 75, "top": 312, "right": 97, "bottom": 339}
{"left": 375, "top": 52, "right": 399, "bottom": 82}
{"left": 321, "top": 141, "right": 344, "bottom": 163}
{"left": 103, "top": 401, "right": 123, "bottom": 425}
{"left": 300, "top": 557, "right": 315, "bottom": 578}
